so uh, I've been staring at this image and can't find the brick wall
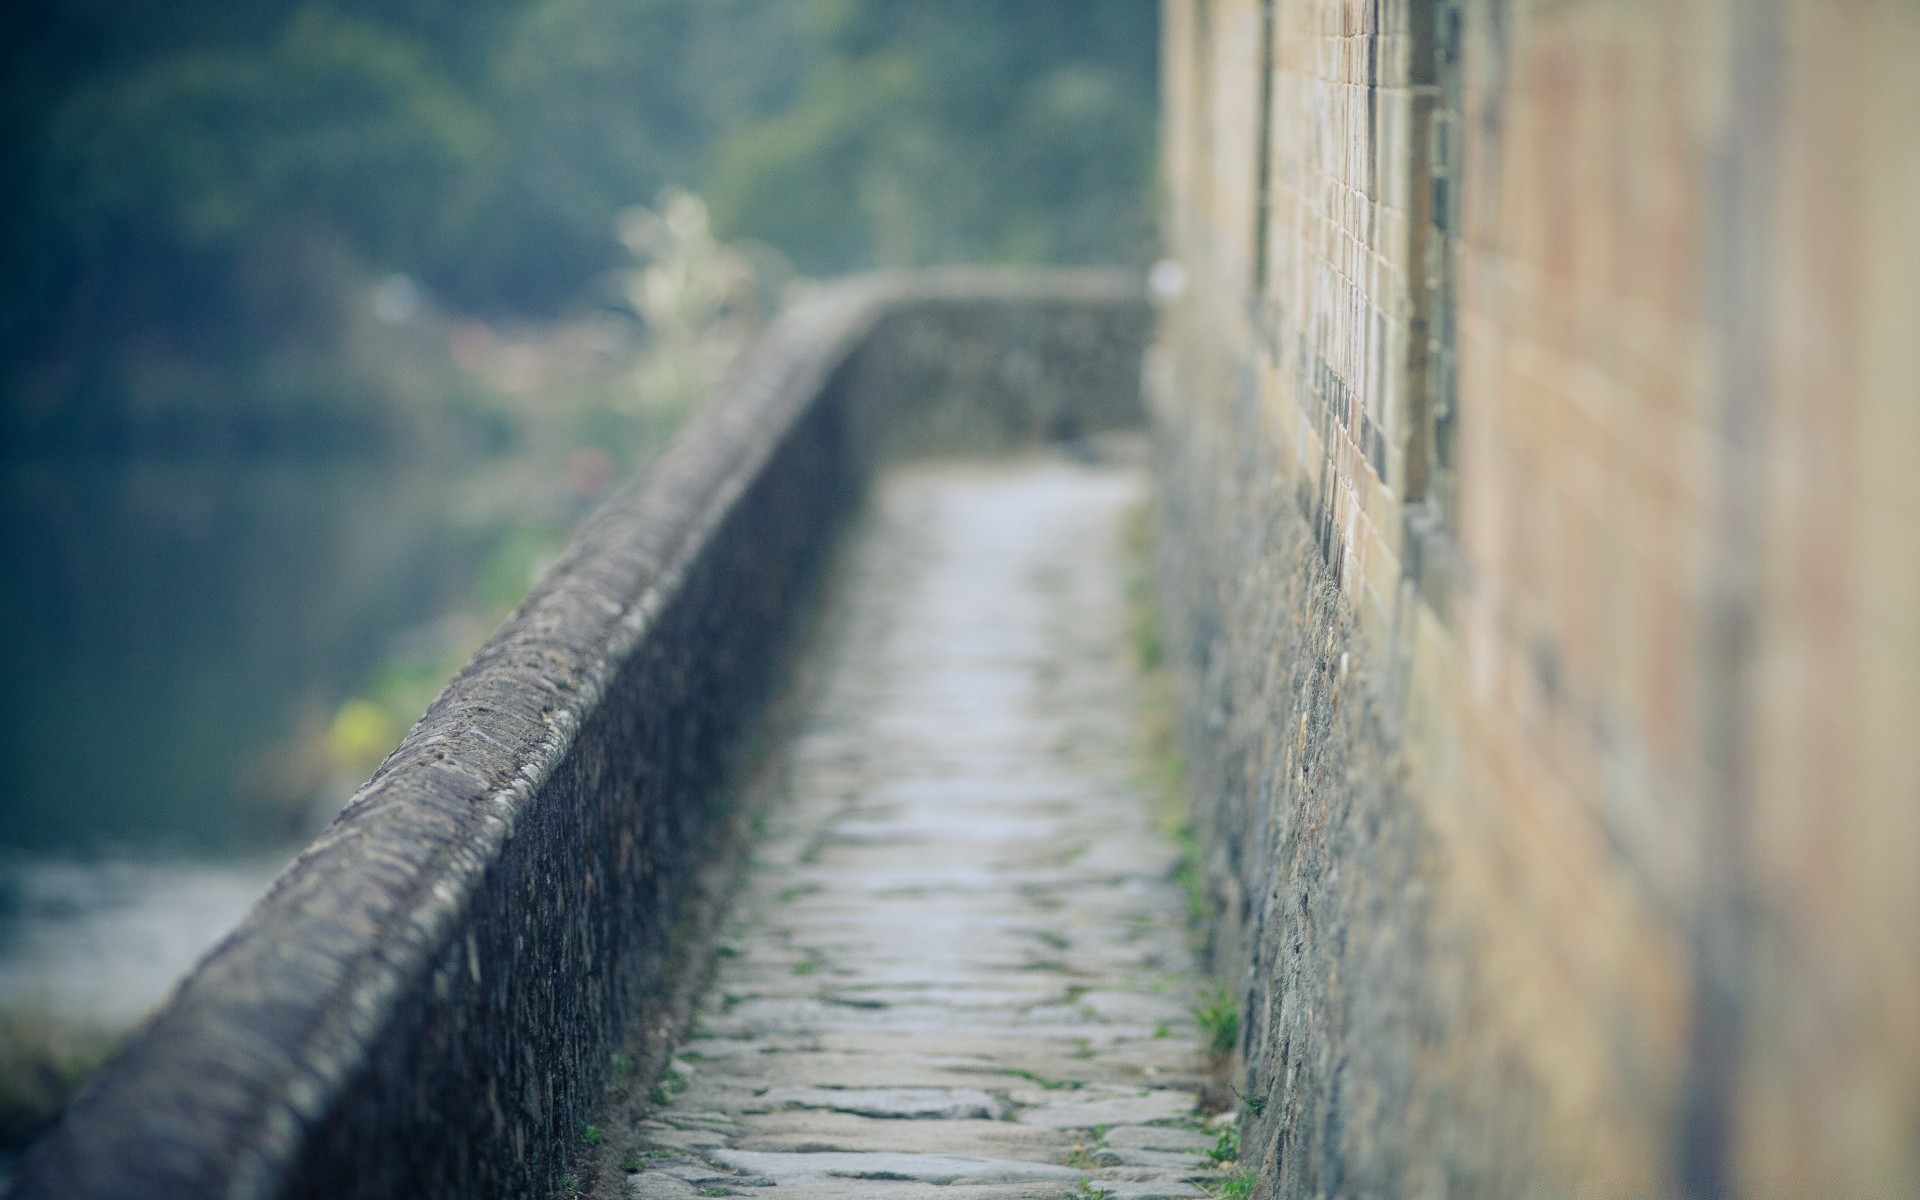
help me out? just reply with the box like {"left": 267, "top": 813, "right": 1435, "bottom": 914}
{"left": 1155, "top": 1, "right": 1920, "bottom": 1193}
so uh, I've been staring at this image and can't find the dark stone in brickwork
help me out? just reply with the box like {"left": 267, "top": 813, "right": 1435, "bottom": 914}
{"left": 1152, "top": 375, "right": 1545, "bottom": 1198}
{"left": 9, "top": 270, "right": 1147, "bottom": 1200}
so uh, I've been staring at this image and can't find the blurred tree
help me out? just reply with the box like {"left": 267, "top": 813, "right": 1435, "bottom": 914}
{"left": 436, "top": 0, "right": 809, "bottom": 313}
{"left": 0, "top": 0, "right": 1156, "bottom": 441}
{"left": 707, "top": 0, "right": 1159, "bottom": 272}
{"left": 1, "top": 1, "right": 518, "bottom": 440}
{"left": 50, "top": 12, "right": 495, "bottom": 265}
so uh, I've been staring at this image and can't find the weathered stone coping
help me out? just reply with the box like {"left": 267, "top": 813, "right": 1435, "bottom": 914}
{"left": 9, "top": 270, "right": 1148, "bottom": 1200}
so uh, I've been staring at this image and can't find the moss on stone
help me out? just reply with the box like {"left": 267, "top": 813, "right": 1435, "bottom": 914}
{"left": 0, "top": 1007, "right": 123, "bottom": 1151}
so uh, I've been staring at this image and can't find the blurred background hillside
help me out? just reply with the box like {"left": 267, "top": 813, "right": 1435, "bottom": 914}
{"left": 1, "top": 0, "right": 1158, "bottom": 449}
{"left": 0, "top": 0, "right": 1158, "bottom": 1155}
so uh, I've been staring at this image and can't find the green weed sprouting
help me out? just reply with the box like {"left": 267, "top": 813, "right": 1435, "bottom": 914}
{"left": 1063, "top": 1142, "right": 1100, "bottom": 1169}
{"left": 1209, "top": 1124, "right": 1240, "bottom": 1163}
{"left": 1169, "top": 839, "right": 1207, "bottom": 926}
{"left": 647, "top": 1061, "right": 693, "bottom": 1106}
{"left": 1192, "top": 984, "right": 1240, "bottom": 1056}
{"left": 1214, "top": 1169, "right": 1255, "bottom": 1200}
{"left": 1121, "top": 502, "right": 1209, "bottom": 931}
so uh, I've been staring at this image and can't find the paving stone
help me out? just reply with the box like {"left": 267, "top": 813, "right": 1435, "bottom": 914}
{"left": 637, "top": 1122, "right": 729, "bottom": 1151}
{"left": 1014, "top": 1090, "right": 1197, "bottom": 1129}
{"left": 1104, "top": 1126, "right": 1216, "bottom": 1154}
{"left": 1088, "top": 1179, "right": 1209, "bottom": 1200}
{"left": 627, "top": 1172, "right": 703, "bottom": 1200}
{"left": 624, "top": 461, "right": 1218, "bottom": 1198}
{"left": 725, "top": 1111, "right": 1070, "bottom": 1159}
{"left": 1089, "top": 1147, "right": 1215, "bottom": 1172}
{"left": 709, "top": 1150, "right": 1083, "bottom": 1185}
{"left": 1077, "top": 992, "right": 1195, "bottom": 1026}
{"left": 749, "top": 1087, "right": 1005, "bottom": 1120}
{"left": 690, "top": 1184, "right": 1075, "bottom": 1200}
{"left": 647, "top": 1159, "right": 767, "bottom": 1187}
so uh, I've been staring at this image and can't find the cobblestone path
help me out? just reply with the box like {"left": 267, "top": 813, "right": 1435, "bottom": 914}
{"left": 627, "top": 458, "right": 1217, "bottom": 1200}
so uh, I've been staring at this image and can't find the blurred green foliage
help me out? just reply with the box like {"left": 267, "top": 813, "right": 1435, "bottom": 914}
{"left": 709, "top": 2, "right": 1159, "bottom": 273}
{"left": 0, "top": 1005, "right": 121, "bottom": 1149}
{"left": 1, "top": 0, "right": 1156, "bottom": 443}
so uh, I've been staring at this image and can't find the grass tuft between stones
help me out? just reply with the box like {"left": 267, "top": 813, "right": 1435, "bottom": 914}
{"left": 1208, "top": 1124, "right": 1240, "bottom": 1163}
{"left": 1212, "top": 1169, "right": 1255, "bottom": 1200}
{"left": 1192, "top": 984, "right": 1240, "bottom": 1056}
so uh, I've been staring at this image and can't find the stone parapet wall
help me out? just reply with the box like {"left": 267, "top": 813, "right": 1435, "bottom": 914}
{"left": 9, "top": 271, "right": 1148, "bottom": 1200}
{"left": 1157, "top": 0, "right": 1920, "bottom": 1194}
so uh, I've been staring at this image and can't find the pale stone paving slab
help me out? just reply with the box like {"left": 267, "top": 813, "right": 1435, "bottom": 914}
{"left": 627, "top": 459, "right": 1217, "bottom": 1200}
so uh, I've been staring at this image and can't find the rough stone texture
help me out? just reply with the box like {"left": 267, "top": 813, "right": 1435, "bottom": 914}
{"left": 622, "top": 462, "right": 1222, "bottom": 1200}
{"left": 1163, "top": 0, "right": 1920, "bottom": 1194}
{"left": 8, "top": 272, "right": 1149, "bottom": 1200}
{"left": 835, "top": 272, "right": 1152, "bottom": 465}
{"left": 1151, "top": 377, "right": 1542, "bottom": 1198}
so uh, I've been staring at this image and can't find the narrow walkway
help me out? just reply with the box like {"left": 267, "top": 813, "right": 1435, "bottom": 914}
{"left": 628, "top": 458, "right": 1215, "bottom": 1200}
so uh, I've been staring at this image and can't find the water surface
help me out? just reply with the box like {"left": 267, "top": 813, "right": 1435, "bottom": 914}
{"left": 0, "top": 450, "right": 567, "bottom": 1026}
